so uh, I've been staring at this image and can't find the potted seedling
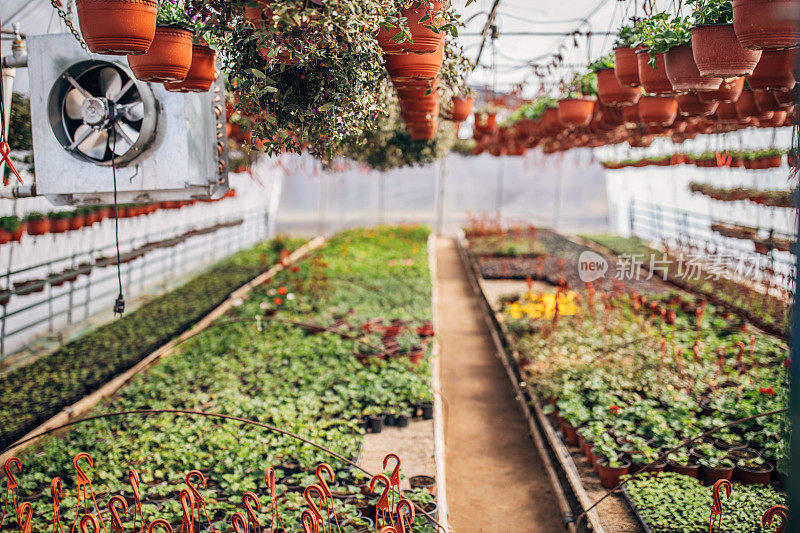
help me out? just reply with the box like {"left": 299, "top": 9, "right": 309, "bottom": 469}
{"left": 689, "top": 0, "right": 762, "bottom": 77}
{"left": 697, "top": 446, "right": 735, "bottom": 485}
{"left": 593, "top": 441, "right": 631, "bottom": 489}
{"left": 666, "top": 449, "right": 700, "bottom": 478}
{"left": 362, "top": 406, "right": 385, "bottom": 434}
{"left": 409, "top": 475, "right": 436, "bottom": 495}
{"left": 128, "top": 0, "right": 194, "bottom": 83}
{"left": 0, "top": 216, "right": 20, "bottom": 244}
{"left": 48, "top": 211, "right": 72, "bottom": 234}
{"left": 24, "top": 212, "right": 50, "bottom": 236}
{"left": 735, "top": 456, "right": 773, "bottom": 485}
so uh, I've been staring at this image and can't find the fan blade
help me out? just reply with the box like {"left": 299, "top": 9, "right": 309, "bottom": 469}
{"left": 112, "top": 123, "right": 137, "bottom": 155}
{"left": 119, "top": 101, "right": 144, "bottom": 122}
{"left": 99, "top": 67, "right": 123, "bottom": 100}
{"left": 65, "top": 89, "right": 86, "bottom": 120}
{"left": 76, "top": 127, "right": 109, "bottom": 160}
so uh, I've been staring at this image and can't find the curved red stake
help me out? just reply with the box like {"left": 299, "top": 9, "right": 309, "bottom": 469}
{"left": 382, "top": 454, "right": 401, "bottom": 507}
{"left": 128, "top": 470, "right": 146, "bottom": 533}
{"left": 179, "top": 489, "right": 195, "bottom": 533}
{"left": 71, "top": 453, "right": 107, "bottom": 533}
{"left": 300, "top": 510, "right": 319, "bottom": 533}
{"left": 734, "top": 341, "right": 746, "bottom": 373}
{"left": 0, "top": 142, "right": 23, "bottom": 185}
{"left": 264, "top": 468, "right": 285, "bottom": 533}
{"left": 762, "top": 504, "right": 788, "bottom": 533}
{"left": 52, "top": 478, "right": 65, "bottom": 533}
{"left": 303, "top": 484, "right": 327, "bottom": 530}
{"left": 18, "top": 502, "right": 32, "bottom": 533}
{"left": 315, "top": 464, "right": 340, "bottom": 533}
{"left": 2, "top": 457, "right": 21, "bottom": 529}
{"left": 107, "top": 497, "right": 127, "bottom": 533}
{"left": 369, "top": 474, "right": 393, "bottom": 529}
{"left": 241, "top": 491, "right": 262, "bottom": 533}
{"left": 80, "top": 515, "right": 101, "bottom": 533}
{"left": 708, "top": 479, "right": 732, "bottom": 533}
{"left": 184, "top": 472, "right": 217, "bottom": 533}
{"left": 231, "top": 513, "right": 248, "bottom": 533}
{"left": 147, "top": 519, "right": 173, "bottom": 533}
{"left": 395, "top": 499, "right": 415, "bottom": 533}
{"left": 378, "top": 528, "right": 399, "bottom": 533}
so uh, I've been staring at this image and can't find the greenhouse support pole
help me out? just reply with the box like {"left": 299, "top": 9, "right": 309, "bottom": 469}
{"left": 495, "top": 157, "right": 504, "bottom": 222}
{"left": 790, "top": 70, "right": 800, "bottom": 532}
{"left": 435, "top": 157, "right": 447, "bottom": 236}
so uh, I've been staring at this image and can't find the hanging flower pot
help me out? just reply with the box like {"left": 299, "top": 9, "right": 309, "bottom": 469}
{"left": 399, "top": 92, "right": 440, "bottom": 113}
{"left": 773, "top": 87, "right": 799, "bottom": 107}
{"left": 377, "top": 0, "right": 445, "bottom": 54}
{"left": 48, "top": 214, "right": 70, "bottom": 234}
{"left": 68, "top": 213, "right": 84, "bottom": 231}
{"left": 557, "top": 98, "right": 595, "bottom": 127}
{"left": 747, "top": 49, "right": 796, "bottom": 91}
{"left": 636, "top": 50, "right": 674, "bottom": 95}
{"left": 164, "top": 45, "right": 217, "bottom": 93}
{"left": 596, "top": 68, "right": 641, "bottom": 107}
{"left": 542, "top": 107, "right": 564, "bottom": 135}
{"left": 697, "top": 77, "right": 745, "bottom": 103}
{"left": 75, "top": 0, "right": 158, "bottom": 55}
{"left": 24, "top": 213, "right": 50, "bottom": 236}
{"left": 677, "top": 92, "right": 719, "bottom": 116}
{"left": 716, "top": 101, "right": 745, "bottom": 122}
{"left": 638, "top": 96, "right": 678, "bottom": 126}
{"left": 395, "top": 78, "right": 439, "bottom": 99}
{"left": 128, "top": 25, "right": 193, "bottom": 83}
{"left": 754, "top": 90, "right": 786, "bottom": 112}
{"left": 407, "top": 121, "right": 438, "bottom": 140}
{"left": 384, "top": 41, "right": 443, "bottom": 82}
{"left": 614, "top": 46, "right": 641, "bottom": 87}
{"left": 448, "top": 96, "right": 474, "bottom": 122}
{"left": 622, "top": 103, "right": 641, "bottom": 126}
{"left": 665, "top": 45, "right": 723, "bottom": 92}
{"left": 736, "top": 89, "right": 774, "bottom": 119}
{"left": 691, "top": 24, "right": 762, "bottom": 78}
{"left": 733, "top": 0, "right": 800, "bottom": 50}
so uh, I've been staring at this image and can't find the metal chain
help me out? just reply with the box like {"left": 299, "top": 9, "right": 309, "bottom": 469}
{"left": 49, "top": 0, "right": 90, "bottom": 52}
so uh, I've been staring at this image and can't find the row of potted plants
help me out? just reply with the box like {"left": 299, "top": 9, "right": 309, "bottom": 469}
{"left": 4, "top": 226, "right": 438, "bottom": 533}
{"left": 689, "top": 183, "right": 794, "bottom": 208}
{"left": 601, "top": 149, "right": 787, "bottom": 169}
{"left": 1, "top": 191, "right": 236, "bottom": 242}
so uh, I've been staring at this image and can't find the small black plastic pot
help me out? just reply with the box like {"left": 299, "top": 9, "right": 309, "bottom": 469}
{"left": 385, "top": 413, "right": 398, "bottom": 426}
{"left": 421, "top": 402, "right": 434, "bottom": 420}
{"left": 396, "top": 413, "right": 411, "bottom": 428}
{"left": 368, "top": 415, "right": 385, "bottom": 434}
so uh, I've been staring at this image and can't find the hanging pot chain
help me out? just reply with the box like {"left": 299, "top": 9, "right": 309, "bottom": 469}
{"left": 49, "top": 0, "right": 89, "bottom": 52}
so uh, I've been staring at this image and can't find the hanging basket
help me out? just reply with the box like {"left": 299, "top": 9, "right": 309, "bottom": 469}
{"left": 394, "top": 78, "right": 439, "bottom": 99}
{"left": 636, "top": 50, "right": 674, "bottom": 95}
{"left": 735, "top": 89, "right": 774, "bottom": 119}
{"left": 747, "top": 49, "right": 796, "bottom": 91}
{"left": 638, "top": 96, "right": 678, "bottom": 126}
{"left": 26, "top": 219, "right": 51, "bottom": 236}
{"left": 127, "top": 25, "right": 193, "bottom": 83}
{"left": 407, "top": 121, "right": 438, "bottom": 140}
{"left": 448, "top": 96, "right": 474, "bottom": 122}
{"left": 384, "top": 41, "right": 443, "bottom": 82}
{"left": 733, "top": 0, "right": 800, "bottom": 50}
{"left": 664, "top": 45, "right": 722, "bottom": 92}
{"left": 613, "top": 46, "right": 641, "bottom": 87}
{"left": 75, "top": 0, "right": 157, "bottom": 55}
{"left": 596, "top": 68, "right": 641, "bottom": 107}
{"left": 377, "top": 0, "right": 445, "bottom": 54}
{"left": 697, "top": 76, "right": 745, "bottom": 103}
{"left": 754, "top": 90, "right": 786, "bottom": 112}
{"left": 677, "top": 92, "right": 719, "bottom": 117}
{"left": 691, "top": 24, "right": 762, "bottom": 78}
{"left": 399, "top": 94, "right": 440, "bottom": 114}
{"left": 557, "top": 98, "right": 595, "bottom": 127}
{"left": 164, "top": 45, "right": 217, "bottom": 93}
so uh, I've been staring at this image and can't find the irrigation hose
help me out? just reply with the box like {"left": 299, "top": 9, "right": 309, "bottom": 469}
{"left": 0, "top": 409, "right": 446, "bottom": 533}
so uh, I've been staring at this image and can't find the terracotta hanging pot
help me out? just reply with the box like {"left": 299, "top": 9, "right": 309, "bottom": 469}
{"left": 76, "top": 0, "right": 158, "bottom": 55}
{"left": 399, "top": 93, "right": 440, "bottom": 113}
{"left": 636, "top": 50, "right": 674, "bottom": 95}
{"left": 754, "top": 90, "right": 786, "bottom": 112}
{"left": 677, "top": 92, "right": 719, "bottom": 116}
{"left": 691, "top": 24, "right": 762, "bottom": 78}
{"left": 614, "top": 46, "right": 641, "bottom": 87}
{"left": 638, "top": 96, "right": 678, "bottom": 126}
{"left": 25, "top": 218, "right": 50, "bottom": 236}
{"left": 542, "top": 107, "right": 565, "bottom": 135}
{"left": 664, "top": 45, "right": 722, "bottom": 92}
{"left": 377, "top": 0, "right": 445, "bottom": 54}
{"left": 733, "top": 0, "right": 800, "bottom": 50}
{"left": 716, "top": 101, "right": 745, "bottom": 122}
{"left": 747, "top": 49, "right": 796, "bottom": 91}
{"left": 68, "top": 215, "right": 84, "bottom": 231}
{"left": 49, "top": 217, "right": 70, "bottom": 234}
{"left": 164, "top": 45, "right": 217, "bottom": 92}
{"left": 736, "top": 88, "right": 774, "bottom": 119}
{"left": 759, "top": 110, "right": 787, "bottom": 126}
{"left": 622, "top": 103, "right": 641, "bottom": 126}
{"left": 557, "top": 98, "right": 595, "bottom": 127}
{"left": 394, "top": 78, "right": 439, "bottom": 99}
{"left": 128, "top": 25, "right": 193, "bottom": 83}
{"left": 448, "top": 96, "right": 474, "bottom": 122}
{"left": 408, "top": 121, "right": 438, "bottom": 140}
{"left": 697, "top": 77, "right": 745, "bottom": 103}
{"left": 384, "top": 41, "right": 443, "bottom": 82}
{"left": 773, "top": 87, "right": 799, "bottom": 107}
{"left": 596, "top": 68, "right": 641, "bottom": 107}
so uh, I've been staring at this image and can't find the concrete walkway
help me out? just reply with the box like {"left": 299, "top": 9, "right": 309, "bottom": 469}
{"left": 436, "top": 238, "right": 563, "bottom": 532}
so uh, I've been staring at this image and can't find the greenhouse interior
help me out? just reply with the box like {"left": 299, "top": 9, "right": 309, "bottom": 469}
{"left": 0, "top": 0, "right": 798, "bottom": 531}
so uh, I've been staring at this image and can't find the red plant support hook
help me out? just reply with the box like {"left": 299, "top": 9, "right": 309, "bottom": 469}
{"left": 762, "top": 504, "right": 788, "bottom": 533}
{"left": 71, "top": 453, "right": 107, "bottom": 533}
{"left": 80, "top": 515, "right": 101, "bottom": 533}
{"left": 300, "top": 510, "right": 318, "bottom": 533}
{"left": 0, "top": 141, "right": 23, "bottom": 185}
{"left": 264, "top": 468, "right": 285, "bottom": 533}
{"left": 382, "top": 454, "right": 401, "bottom": 514}
{"left": 231, "top": 513, "right": 248, "bottom": 533}
{"left": 18, "top": 502, "right": 32, "bottom": 533}
{"left": 378, "top": 528, "right": 399, "bottom": 533}
{"left": 734, "top": 341, "right": 745, "bottom": 373}
{"left": 2, "top": 457, "right": 21, "bottom": 530}
{"left": 315, "top": 464, "right": 341, "bottom": 533}
{"left": 395, "top": 499, "right": 415, "bottom": 533}
{"left": 184, "top": 471, "right": 217, "bottom": 533}
{"left": 369, "top": 474, "right": 393, "bottom": 530}
{"left": 52, "top": 478, "right": 65, "bottom": 533}
{"left": 147, "top": 519, "right": 173, "bottom": 533}
{"left": 708, "top": 479, "right": 732, "bottom": 533}
{"left": 107, "top": 496, "right": 128, "bottom": 533}
{"left": 241, "top": 492, "right": 261, "bottom": 533}
{"left": 303, "top": 484, "right": 327, "bottom": 531}
{"left": 179, "top": 489, "right": 195, "bottom": 533}
{"left": 128, "top": 470, "right": 146, "bottom": 533}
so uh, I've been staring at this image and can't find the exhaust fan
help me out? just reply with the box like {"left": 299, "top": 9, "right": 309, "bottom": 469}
{"left": 26, "top": 34, "right": 228, "bottom": 205}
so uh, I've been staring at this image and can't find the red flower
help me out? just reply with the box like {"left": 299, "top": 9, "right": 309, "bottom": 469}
{"left": 273, "top": 297, "right": 283, "bottom": 306}
{"left": 608, "top": 405, "right": 621, "bottom": 415}
{"left": 784, "top": 358, "right": 791, "bottom": 369}
{"left": 277, "top": 286, "right": 288, "bottom": 295}
{"left": 291, "top": 266, "right": 300, "bottom": 273}
{"left": 759, "top": 387, "right": 776, "bottom": 396}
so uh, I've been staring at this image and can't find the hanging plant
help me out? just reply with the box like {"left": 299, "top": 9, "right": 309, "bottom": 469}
{"left": 732, "top": 0, "right": 800, "bottom": 50}
{"left": 687, "top": 0, "right": 763, "bottom": 77}
{"left": 376, "top": 0, "right": 458, "bottom": 55}
{"left": 75, "top": 0, "right": 158, "bottom": 55}
{"left": 613, "top": 23, "right": 642, "bottom": 87}
{"left": 128, "top": 1, "right": 195, "bottom": 83}
{"left": 590, "top": 53, "right": 641, "bottom": 107}
{"left": 557, "top": 72, "right": 597, "bottom": 127}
